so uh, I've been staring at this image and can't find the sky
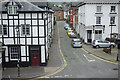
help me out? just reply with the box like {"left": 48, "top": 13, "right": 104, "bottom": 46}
{"left": 49, "top": 0, "right": 79, "bottom": 2}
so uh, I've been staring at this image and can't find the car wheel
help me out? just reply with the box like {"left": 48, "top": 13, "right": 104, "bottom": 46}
{"left": 96, "top": 45, "right": 99, "bottom": 49}
{"left": 110, "top": 45, "right": 115, "bottom": 48}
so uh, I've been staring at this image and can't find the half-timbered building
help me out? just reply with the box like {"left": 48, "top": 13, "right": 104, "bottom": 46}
{"left": 0, "top": 0, "right": 54, "bottom": 67}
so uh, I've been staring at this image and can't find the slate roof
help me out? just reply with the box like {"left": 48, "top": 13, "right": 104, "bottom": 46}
{"left": 0, "top": 0, "right": 45, "bottom": 12}
{"left": 71, "top": 2, "right": 79, "bottom": 7}
{"left": 31, "top": 2, "right": 52, "bottom": 8}
{"left": 52, "top": 7, "right": 63, "bottom": 11}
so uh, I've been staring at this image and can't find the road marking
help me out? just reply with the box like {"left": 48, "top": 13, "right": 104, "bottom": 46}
{"left": 83, "top": 54, "right": 95, "bottom": 62}
{"left": 54, "top": 75, "right": 63, "bottom": 78}
{"left": 81, "top": 48, "right": 89, "bottom": 53}
{"left": 81, "top": 48, "right": 118, "bottom": 65}
{"left": 64, "top": 75, "right": 72, "bottom": 77}
{"left": 29, "top": 22, "right": 67, "bottom": 80}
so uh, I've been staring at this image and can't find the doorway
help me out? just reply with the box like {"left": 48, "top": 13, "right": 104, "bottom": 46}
{"left": 87, "top": 30, "right": 92, "bottom": 43}
{"left": 30, "top": 46, "right": 40, "bottom": 66}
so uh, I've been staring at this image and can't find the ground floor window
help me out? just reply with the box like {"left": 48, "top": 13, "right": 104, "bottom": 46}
{"left": 9, "top": 46, "right": 19, "bottom": 60}
{"left": 95, "top": 30, "right": 102, "bottom": 40}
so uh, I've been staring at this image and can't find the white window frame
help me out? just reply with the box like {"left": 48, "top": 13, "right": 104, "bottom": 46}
{"left": 96, "top": 6, "right": 102, "bottom": 13}
{"left": 10, "top": 46, "right": 19, "bottom": 60}
{"left": 110, "top": 6, "right": 116, "bottom": 13}
{"left": 21, "top": 24, "right": 30, "bottom": 35}
{"left": 96, "top": 17, "right": 101, "bottom": 24}
{"left": 0, "top": 25, "right": 7, "bottom": 35}
{"left": 8, "top": 5, "right": 18, "bottom": 15}
{"left": 110, "top": 16, "right": 115, "bottom": 24}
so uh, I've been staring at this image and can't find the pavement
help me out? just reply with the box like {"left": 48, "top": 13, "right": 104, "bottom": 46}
{"left": 2, "top": 23, "right": 63, "bottom": 79}
{"left": 82, "top": 44, "right": 119, "bottom": 63}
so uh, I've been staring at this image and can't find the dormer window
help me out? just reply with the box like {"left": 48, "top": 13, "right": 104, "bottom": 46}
{"left": 8, "top": 5, "right": 18, "bottom": 14}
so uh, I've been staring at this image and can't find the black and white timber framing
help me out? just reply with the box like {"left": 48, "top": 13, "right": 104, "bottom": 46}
{"left": 0, "top": 0, "right": 54, "bottom": 67}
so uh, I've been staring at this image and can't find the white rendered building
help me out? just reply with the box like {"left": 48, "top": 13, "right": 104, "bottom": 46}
{"left": 77, "top": 0, "right": 119, "bottom": 43}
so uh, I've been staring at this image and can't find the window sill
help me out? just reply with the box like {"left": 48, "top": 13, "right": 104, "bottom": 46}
{"left": 95, "top": 13, "right": 103, "bottom": 14}
{"left": 109, "top": 13, "right": 117, "bottom": 14}
{"left": 8, "top": 14, "right": 18, "bottom": 16}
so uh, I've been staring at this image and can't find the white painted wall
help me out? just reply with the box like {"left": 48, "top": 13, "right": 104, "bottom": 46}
{"left": 78, "top": 3, "right": 119, "bottom": 43}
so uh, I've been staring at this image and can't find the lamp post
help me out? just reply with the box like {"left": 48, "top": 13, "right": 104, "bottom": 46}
{"left": 110, "top": 20, "right": 113, "bottom": 54}
{"left": 15, "top": 26, "right": 20, "bottom": 77}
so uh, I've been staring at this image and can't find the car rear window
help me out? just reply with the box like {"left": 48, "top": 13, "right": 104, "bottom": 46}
{"left": 73, "top": 39, "right": 81, "bottom": 42}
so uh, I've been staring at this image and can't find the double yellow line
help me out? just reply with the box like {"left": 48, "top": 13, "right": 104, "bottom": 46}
{"left": 30, "top": 22, "right": 67, "bottom": 80}
{"left": 81, "top": 48, "right": 118, "bottom": 65}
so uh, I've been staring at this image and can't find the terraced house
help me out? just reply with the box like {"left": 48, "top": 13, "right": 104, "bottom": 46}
{"left": 0, "top": 0, "right": 54, "bottom": 67}
{"left": 77, "top": 0, "right": 119, "bottom": 43}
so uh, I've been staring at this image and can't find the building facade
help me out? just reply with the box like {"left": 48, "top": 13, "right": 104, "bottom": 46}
{"left": 0, "top": 0, "right": 54, "bottom": 67}
{"left": 119, "top": 1, "right": 120, "bottom": 36}
{"left": 73, "top": 8, "right": 78, "bottom": 32}
{"left": 77, "top": 0, "right": 119, "bottom": 43}
{"left": 52, "top": 7, "right": 64, "bottom": 21}
{"left": 0, "top": 42, "right": 2, "bottom": 80}
{"left": 69, "top": 2, "right": 79, "bottom": 27}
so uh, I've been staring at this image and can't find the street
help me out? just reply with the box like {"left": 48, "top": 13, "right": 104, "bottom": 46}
{"left": 48, "top": 21, "right": 118, "bottom": 78}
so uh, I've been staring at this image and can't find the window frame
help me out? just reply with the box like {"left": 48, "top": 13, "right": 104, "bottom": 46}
{"left": 9, "top": 46, "right": 19, "bottom": 60}
{"left": 110, "top": 16, "right": 115, "bottom": 24}
{"left": 96, "top": 17, "right": 101, "bottom": 24}
{"left": 21, "top": 24, "right": 30, "bottom": 35}
{"left": 59, "top": 11, "right": 61, "bottom": 15}
{"left": 8, "top": 5, "right": 18, "bottom": 15}
{"left": 59, "top": 16, "right": 61, "bottom": 20}
{"left": 0, "top": 25, "right": 7, "bottom": 35}
{"left": 110, "top": 6, "right": 116, "bottom": 13}
{"left": 96, "top": 6, "right": 102, "bottom": 13}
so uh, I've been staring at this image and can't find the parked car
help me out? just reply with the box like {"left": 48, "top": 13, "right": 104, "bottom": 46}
{"left": 64, "top": 26, "right": 70, "bottom": 30}
{"left": 69, "top": 33, "right": 77, "bottom": 38}
{"left": 66, "top": 29, "right": 72, "bottom": 33}
{"left": 71, "top": 39, "right": 82, "bottom": 48}
{"left": 67, "top": 30, "right": 74, "bottom": 36}
{"left": 64, "top": 23, "right": 69, "bottom": 27}
{"left": 64, "top": 24, "right": 70, "bottom": 30}
{"left": 92, "top": 40, "right": 116, "bottom": 49}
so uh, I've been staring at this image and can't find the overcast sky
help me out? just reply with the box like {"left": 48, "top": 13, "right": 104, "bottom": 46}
{"left": 28, "top": 0, "right": 81, "bottom": 2}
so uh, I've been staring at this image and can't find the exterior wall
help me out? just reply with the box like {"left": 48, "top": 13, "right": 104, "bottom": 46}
{"left": 0, "top": 11, "right": 53, "bottom": 67}
{"left": 78, "top": 3, "right": 119, "bottom": 43}
{"left": 54, "top": 10, "right": 64, "bottom": 21}
{"left": 85, "top": 4, "right": 118, "bottom": 41}
{"left": 0, "top": 42, "right": 2, "bottom": 80}
{"left": 64, "top": 11, "right": 68, "bottom": 20}
{"left": 69, "top": 7, "right": 77, "bottom": 27}
{"left": 118, "top": 2, "right": 120, "bottom": 35}
{"left": 73, "top": 11, "right": 78, "bottom": 31}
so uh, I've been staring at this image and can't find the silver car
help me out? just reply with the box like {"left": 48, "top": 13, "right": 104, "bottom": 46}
{"left": 92, "top": 40, "right": 115, "bottom": 49}
{"left": 71, "top": 39, "right": 82, "bottom": 48}
{"left": 69, "top": 33, "right": 77, "bottom": 38}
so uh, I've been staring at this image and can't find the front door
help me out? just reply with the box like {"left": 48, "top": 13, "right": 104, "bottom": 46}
{"left": 87, "top": 30, "right": 92, "bottom": 43}
{"left": 31, "top": 50, "right": 40, "bottom": 66}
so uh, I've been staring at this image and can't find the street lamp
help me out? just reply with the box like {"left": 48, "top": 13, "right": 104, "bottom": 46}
{"left": 93, "top": 25, "right": 95, "bottom": 33}
{"left": 110, "top": 20, "right": 113, "bottom": 54}
{"left": 15, "top": 26, "right": 20, "bottom": 77}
